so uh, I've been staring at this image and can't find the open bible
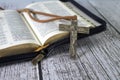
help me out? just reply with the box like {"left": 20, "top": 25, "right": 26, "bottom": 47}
{"left": 0, "top": 0, "right": 106, "bottom": 63}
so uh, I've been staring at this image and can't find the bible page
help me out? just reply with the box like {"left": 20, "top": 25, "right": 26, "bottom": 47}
{"left": 0, "top": 10, "right": 39, "bottom": 50}
{"left": 23, "top": 1, "right": 94, "bottom": 45}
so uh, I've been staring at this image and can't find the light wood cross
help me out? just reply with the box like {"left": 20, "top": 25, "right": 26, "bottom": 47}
{"left": 59, "top": 20, "right": 90, "bottom": 58}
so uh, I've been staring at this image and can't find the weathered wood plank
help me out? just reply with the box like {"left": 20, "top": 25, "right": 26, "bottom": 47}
{"left": 0, "top": 61, "right": 39, "bottom": 80}
{"left": 83, "top": 31, "right": 120, "bottom": 80}
{"left": 0, "top": 1, "right": 41, "bottom": 80}
{"left": 88, "top": 0, "right": 120, "bottom": 33}
{"left": 74, "top": 0, "right": 102, "bottom": 18}
{"left": 41, "top": 0, "right": 120, "bottom": 80}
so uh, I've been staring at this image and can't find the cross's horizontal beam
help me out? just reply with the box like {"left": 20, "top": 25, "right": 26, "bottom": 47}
{"left": 59, "top": 24, "right": 71, "bottom": 31}
{"left": 59, "top": 24, "right": 90, "bottom": 34}
{"left": 77, "top": 27, "right": 90, "bottom": 34}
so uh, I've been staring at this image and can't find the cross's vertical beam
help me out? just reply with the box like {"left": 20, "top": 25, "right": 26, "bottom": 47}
{"left": 59, "top": 18, "right": 90, "bottom": 58}
{"left": 69, "top": 20, "right": 77, "bottom": 58}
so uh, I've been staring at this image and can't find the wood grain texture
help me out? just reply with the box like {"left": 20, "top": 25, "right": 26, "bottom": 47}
{"left": 0, "top": 61, "right": 39, "bottom": 80}
{"left": 41, "top": 0, "right": 120, "bottom": 80}
{"left": 88, "top": 0, "right": 120, "bottom": 33}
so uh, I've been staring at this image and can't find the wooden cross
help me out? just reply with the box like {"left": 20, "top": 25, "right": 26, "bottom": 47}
{"left": 59, "top": 20, "right": 90, "bottom": 58}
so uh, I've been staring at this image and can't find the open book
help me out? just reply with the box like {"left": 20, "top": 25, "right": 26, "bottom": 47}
{"left": 0, "top": 1, "right": 104, "bottom": 58}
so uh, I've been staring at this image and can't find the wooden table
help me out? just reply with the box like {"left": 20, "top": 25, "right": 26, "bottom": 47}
{"left": 0, "top": 0, "right": 120, "bottom": 80}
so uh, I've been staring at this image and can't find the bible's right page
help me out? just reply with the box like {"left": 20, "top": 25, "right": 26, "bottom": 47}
{"left": 23, "top": 1, "right": 94, "bottom": 45}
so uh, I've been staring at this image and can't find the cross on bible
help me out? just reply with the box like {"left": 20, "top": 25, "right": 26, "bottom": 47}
{"left": 18, "top": 8, "right": 90, "bottom": 64}
{"left": 59, "top": 18, "right": 90, "bottom": 58}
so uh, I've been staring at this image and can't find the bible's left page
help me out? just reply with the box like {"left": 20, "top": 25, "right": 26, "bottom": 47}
{"left": 0, "top": 10, "right": 39, "bottom": 57}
